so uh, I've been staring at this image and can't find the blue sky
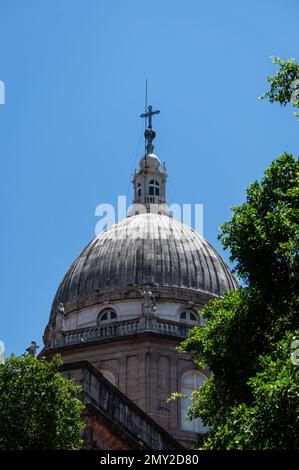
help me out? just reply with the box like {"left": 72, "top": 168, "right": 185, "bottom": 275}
{"left": 0, "top": 0, "right": 298, "bottom": 356}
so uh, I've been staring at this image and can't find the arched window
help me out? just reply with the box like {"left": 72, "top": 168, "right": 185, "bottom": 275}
{"left": 97, "top": 308, "right": 117, "bottom": 323}
{"left": 100, "top": 369, "right": 116, "bottom": 386}
{"left": 180, "top": 371, "right": 208, "bottom": 433}
{"left": 137, "top": 183, "right": 141, "bottom": 198}
{"left": 180, "top": 310, "right": 198, "bottom": 324}
{"left": 149, "top": 179, "right": 160, "bottom": 196}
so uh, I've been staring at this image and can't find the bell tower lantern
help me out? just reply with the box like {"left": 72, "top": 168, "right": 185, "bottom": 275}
{"left": 128, "top": 105, "right": 169, "bottom": 216}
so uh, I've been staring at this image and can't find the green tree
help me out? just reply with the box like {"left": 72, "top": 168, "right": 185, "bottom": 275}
{"left": 201, "top": 332, "right": 299, "bottom": 450}
{"left": 221, "top": 152, "right": 299, "bottom": 317}
{"left": 0, "top": 354, "right": 85, "bottom": 450}
{"left": 179, "top": 153, "right": 299, "bottom": 449}
{"left": 259, "top": 56, "right": 299, "bottom": 118}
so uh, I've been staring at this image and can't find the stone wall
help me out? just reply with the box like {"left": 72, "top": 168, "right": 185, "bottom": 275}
{"left": 48, "top": 331, "right": 206, "bottom": 448}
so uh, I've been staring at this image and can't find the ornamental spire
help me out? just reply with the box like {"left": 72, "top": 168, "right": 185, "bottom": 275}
{"left": 140, "top": 104, "right": 160, "bottom": 129}
{"left": 140, "top": 105, "right": 160, "bottom": 154}
{"left": 127, "top": 101, "right": 168, "bottom": 217}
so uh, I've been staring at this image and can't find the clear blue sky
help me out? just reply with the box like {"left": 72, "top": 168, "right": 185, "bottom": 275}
{"left": 0, "top": 0, "right": 298, "bottom": 356}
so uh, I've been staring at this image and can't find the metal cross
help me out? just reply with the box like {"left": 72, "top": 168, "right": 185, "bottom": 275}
{"left": 140, "top": 105, "right": 160, "bottom": 129}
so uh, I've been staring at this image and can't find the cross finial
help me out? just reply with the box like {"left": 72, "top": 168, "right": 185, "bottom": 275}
{"left": 140, "top": 105, "right": 160, "bottom": 129}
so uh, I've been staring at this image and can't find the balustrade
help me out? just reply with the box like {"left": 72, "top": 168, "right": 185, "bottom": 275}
{"left": 61, "top": 315, "right": 190, "bottom": 347}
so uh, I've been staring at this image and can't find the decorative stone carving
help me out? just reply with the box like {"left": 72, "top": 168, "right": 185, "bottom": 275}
{"left": 140, "top": 286, "right": 157, "bottom": 315}
{"left": 26, "top": 340, "right": 39, "bottom": 357}
{"left": 56, "top": 303, "right": 64, "bottom": 328}
{"left": 52, "top": 303, "right": 65, "bottom": 347}
{"left": 57, "top": 302, "right": 64, "bottom": 314}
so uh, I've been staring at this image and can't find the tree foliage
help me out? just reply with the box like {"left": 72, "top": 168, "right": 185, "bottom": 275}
{"left": 179, "top": 153, "right": 299, "bottom": 449}
{"left": 0, "top": 354, "right": 85, "bottom": 450}
{"left": 259, "top": 56, "right": 299, "bottom": 118}
{"left": 201, "top": 332, "right": 299, "bottom": 450}
{"left": 220, "top": 152, "right": 299, "bottom": 314}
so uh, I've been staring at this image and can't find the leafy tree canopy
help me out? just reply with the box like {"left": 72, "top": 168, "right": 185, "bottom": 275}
{"left": 220, "top": 152, "right": 299, "bottom": 310}
{"left": 0, "top": 354, "right": 85, "bottom": 450}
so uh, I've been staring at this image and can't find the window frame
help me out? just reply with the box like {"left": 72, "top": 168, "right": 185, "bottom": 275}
{"left": 180, "top": 370, "right": 208, "bottom": 433}
{"left": 179, "top": 309, "right": 199, "bottom": 325}
{"left": 97, "top": 308, "right": 118, "bottom": 324}
{"left": 149, "top": 179, "right": 160, "bottom": 196}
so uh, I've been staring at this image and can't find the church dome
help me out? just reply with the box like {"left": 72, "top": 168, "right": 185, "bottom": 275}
{"left": 51, "top": 213, "right": 237, "bottom": 315}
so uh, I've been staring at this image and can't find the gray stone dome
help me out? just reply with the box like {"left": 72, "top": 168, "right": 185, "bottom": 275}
{"left": 51, "top": 214, "right": 237, "bottom": 313}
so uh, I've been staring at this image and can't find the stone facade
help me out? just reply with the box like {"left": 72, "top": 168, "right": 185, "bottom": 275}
{"left": 60, "top": 361, "right": 183, "bottom": 450}
{"left": 46, "top": 329, "right": 205, "bottom": 448}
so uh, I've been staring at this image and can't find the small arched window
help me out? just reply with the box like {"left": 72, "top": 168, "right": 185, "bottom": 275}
{"left": 97, "top": 308, "right": 117, "bottom": 323}
{"left": 149, "top": 179, "right": 160, "bottom": 196}
{"left": 137, "top": 183, "right": 141, "bottom": 198}
{"left": 180, "top": 310, "right": 198, "bottom": 324}
{"left": 180, "top": 371, "right": 208, "bottom": 433}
